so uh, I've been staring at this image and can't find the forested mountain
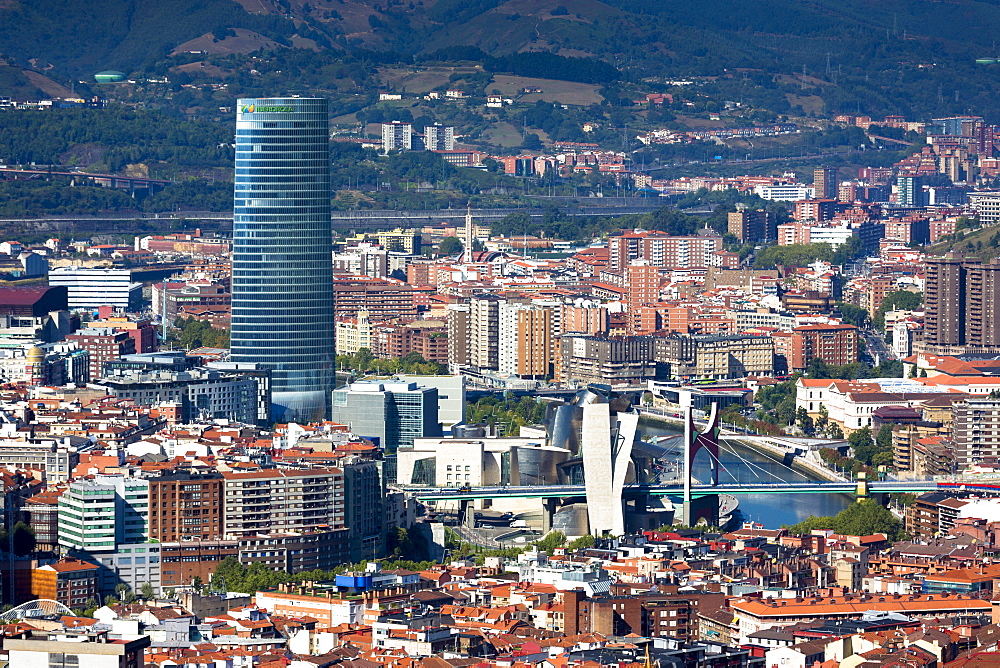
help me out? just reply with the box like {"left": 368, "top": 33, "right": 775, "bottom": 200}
{"left": 3, "top": 0, "right": 1000, "bottom": 118}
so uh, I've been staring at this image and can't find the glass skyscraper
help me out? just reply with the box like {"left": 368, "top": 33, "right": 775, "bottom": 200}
{"left": 231, "top": 97, "right": 333, "bottom": 422}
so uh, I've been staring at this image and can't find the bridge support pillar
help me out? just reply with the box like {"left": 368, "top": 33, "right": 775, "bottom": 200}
{"left": 541, "top": 498, "right": 557, "bottom": 534}
{"left": 460, "top": 500, "right": 475, "bottom": 528}
{"left": 682, "top": 494, "right": 720, "bottom": 528}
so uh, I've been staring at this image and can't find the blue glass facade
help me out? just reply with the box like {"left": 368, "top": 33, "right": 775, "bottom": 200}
{"left": 231, "top": 98, "right": 333, "bottom": 422}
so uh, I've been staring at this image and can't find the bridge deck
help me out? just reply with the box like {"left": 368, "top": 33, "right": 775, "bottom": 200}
{"left": 403, "top": 481, "right": 941, "bottom": 501}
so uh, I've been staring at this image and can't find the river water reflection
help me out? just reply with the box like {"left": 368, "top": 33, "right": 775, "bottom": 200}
{"left": 638, "top": 418, "right": 853, "bottom": 528}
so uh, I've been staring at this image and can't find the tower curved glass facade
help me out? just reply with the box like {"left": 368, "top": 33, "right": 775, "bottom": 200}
{"left": 232, "top": 98, "right": 333, "bottom": 422}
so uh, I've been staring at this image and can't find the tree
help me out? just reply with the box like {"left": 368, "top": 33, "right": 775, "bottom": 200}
{"left": 532, "top": 530, "right": 566, "bottom": 555}
{"left": 876, "top": 424, "right": 893, "bottom": 452}
{"left": 437, "top": 236, "right": 464, "bottom": 255}
{"left": 521, "top": 133, "right": 542, "bottom": 150}
{"left": 849, "top": 426, "right": 877, "bottom": 465}
{"left": 2, "top": 521, "right": 36, "bottom": 556}
{"left": 874, "top": 291, "right": 923, "bottom": 330}
{"left": 833, "top": 499, "right": 903, "bottom": 539}
{"left": 192, "top": 576, "right": 204, "bottom": 593}
{"left": 139, "top": 582, "right": 155, "bottom": 601}
{"left": 567, "top": 534, "right": 596, "bottom": 550}
{"left": 796, "top": 407, "right": 815, "bottom": 435}
{"left": 786, "top": 499, "right": 903, "bottom": 540}
{"left": 836, "top": 302, "right": 869, "bottom": 328}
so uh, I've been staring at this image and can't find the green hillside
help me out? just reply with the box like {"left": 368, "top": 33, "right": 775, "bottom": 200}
{"left": 3, "top": 0, "right": 1000, "bottom": 119}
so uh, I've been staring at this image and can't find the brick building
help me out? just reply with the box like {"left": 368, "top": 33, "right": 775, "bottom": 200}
{"left": 789, "top": 323, "right": 859, "bottom": 372}
{"left": 66, "top": 327, "right": 137, "bottom": 381}
{"left": 148, "top": 471, "right": 224, "bottom": 542}
{"left": 30, "top": 558, "right": 100, "bottom": 608}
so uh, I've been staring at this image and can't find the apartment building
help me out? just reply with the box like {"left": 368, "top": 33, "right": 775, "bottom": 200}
{"left": 147, "top": 471, "right": 223, "bottom": 542}
{"left": 446, "top": 303, "right": 470, "bottom": 368}
{"left": 813, "top": 167, "right": 839, "bottom": 199}
{"left": 730, "top": 594, "right": 990, "bottom": 644}
{"left": 498, "top": 302, "right": 554, "bottom": 379}
{"left": 382, "top": 121, "right": 412, "bottom": 152}
{"left": 789, "top": 323, "right": 859, "bottom": 372}
{"left": 221, "top": 468, "right": 345, "bottom": 539}
{"left": 655, "top": 334, "right": 775, "bottom": 380}
{"left": 332, "top": 279, "right": 418, "bottom": 320}
{"left": 952, "top": 396, "right": 1000, "bottom": 469}
{"left": 727, "top": 208, "right": 775, "bottom": 243}
{"left": 65, "top": 327, "right": 137, "bottom": 381}
{"left": 557, "top": 335, "right": 660, "bottom": 385}
{"left": 924, "top": 253, "right": 1000, "bottom": 353}
{"left": 469, "top": 294, "right": 502, "bottom": 371}
{"left": 609, "top": 231, "right": 722, "bottom": 270}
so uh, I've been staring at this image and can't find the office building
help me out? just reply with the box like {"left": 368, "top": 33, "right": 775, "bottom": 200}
{"left": 55, "top": 475, "right": 164, "bottom": 595}
{"left": 813, "top": 167, "right": 838, "bottom": 199}
{"left": 396, "top": 374, "right": 465, "bottom": 428}
{"left": 754, "top": 184, "right": 815, "bottom": 201}
{"left": 969, "top": 191, "right": 1000, "bottom": 226}
{"left": 329, "top": 381, "right": 441, "bottom": 452}
{"left": 231, "top": 97, "right": 334, "bottom": 422}
{"left": 424, "top": 123, "right": 455, "bottom": 151}
{"left": 58, "top": 476, "right": 149, "bottom": 552}
{"left": 382, "top": 121, "right": 413, "bottom": 152}
{"left": 221, "top": 467, "right": 345, "bottom": 539}
{"left": 48, "top": 266, "right": 142, "bottom": 310}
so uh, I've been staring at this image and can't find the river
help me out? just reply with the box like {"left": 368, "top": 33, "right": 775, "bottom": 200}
{"left": 639, "top": 419, "right": 854, "bottom": 528}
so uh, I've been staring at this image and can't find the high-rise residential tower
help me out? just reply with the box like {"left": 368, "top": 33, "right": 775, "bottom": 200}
{"left": 232, "top": 98, "right": 334, "bottom": 421}
{"left": 813, "top": 167, "right": 838, "bottom": 200}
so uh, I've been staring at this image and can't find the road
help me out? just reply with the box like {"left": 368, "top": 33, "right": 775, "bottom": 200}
{"left": 862, "top": 327, "right": 895, "bottom": 365}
